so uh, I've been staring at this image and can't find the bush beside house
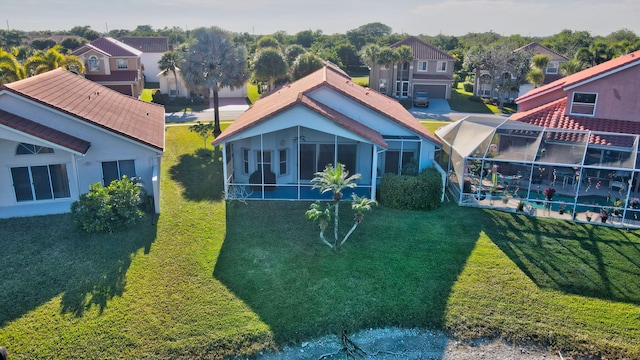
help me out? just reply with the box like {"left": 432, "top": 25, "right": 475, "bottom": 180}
{"left": 380, "top": 168, "right": 443, "bottom": 210}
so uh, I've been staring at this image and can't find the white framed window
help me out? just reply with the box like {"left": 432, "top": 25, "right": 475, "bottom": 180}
{"left": 11, "top": 164, "right": 70, "bottom": 202}
{"left": 87, "top": 55, "right": 100, "bottom": 72}
{"left": 242, "top": 148, "right": 249, "bottom": 174}
{"left": 116, "top": 59, "right": 128, "bottom": 70}
{"left": 101, "top": 160, "right": 136, "bottom": 185}
{"left": 278, "top": 149, "right": 288, "bottom": 175}
{"left": 437, "top": 61, "right": 447, "bottom": 72}
{"left": 546, "top": 62, "right": 559, "bottom": 74}
{"left": 417, "top": 61, "right": 428, "bottom": 71}
{"left": 16, "top": 143, "right": 54, "bottom": 155}
{"left": 256, "top": 150, "right": 272, "bottom": 173}
{"left": 570, "top": 92, "right": 597, "bottom": 116}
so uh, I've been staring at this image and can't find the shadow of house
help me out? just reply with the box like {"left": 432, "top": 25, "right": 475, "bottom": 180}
{"left": 0, "top": 214, "right": 156, "bottom": 324}
{"left": 169, "top": 148, "right": 224, "bottom": 202}
{"left": 213, "top": 201, "right": 477, "bottom": 346}
{"left": 482, "top": 211, "right": 640, "bottom": 305}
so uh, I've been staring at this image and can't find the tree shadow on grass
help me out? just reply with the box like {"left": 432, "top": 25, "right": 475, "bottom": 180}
{"left": 0, "top": 213, "right": 156, "bottom": 324}
{"left": 482, "top": 210, "right": 640, "bottom": 305}
{"left": 213, "top": 201, "right": 478, "bottom": 348}
{"left": 169, "top": 147, "right": 224, "bottom": 201}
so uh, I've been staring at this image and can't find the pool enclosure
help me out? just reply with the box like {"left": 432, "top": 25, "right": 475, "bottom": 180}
{"left": 435, "top": 116, "right": 640, "bottom": 227}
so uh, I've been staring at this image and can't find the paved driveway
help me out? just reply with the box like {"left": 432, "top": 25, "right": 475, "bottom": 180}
{"left": 165, "top": 97, "right": 249, "bottom": 123}
{"left": 410, "top": 99, "right": 452, "bottom": 120}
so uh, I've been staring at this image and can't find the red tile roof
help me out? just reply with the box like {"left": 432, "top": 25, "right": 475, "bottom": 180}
{"left": 1, "top": 68, "right": 164, "bottom": 151}
{"left": 0, "top": 109, "right": 91, "bottom": 153}
{"left": 213, "top": 66, "right": 440, "bottom": 147}
{"left": 516, "top": 50, "right": 640, "bottom": 103}
{"left": 72, "top": 37, "right": 142, "bottom": 57}
{"left": 511, "top": 97, "right": 640, "bottom": 146}
{"left": 391, "top": 36, "right": 455, "bottom": 60}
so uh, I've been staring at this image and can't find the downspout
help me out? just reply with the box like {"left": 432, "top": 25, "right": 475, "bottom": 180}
{"left": 221, "top": 144, "right": 228, "bottom": 200}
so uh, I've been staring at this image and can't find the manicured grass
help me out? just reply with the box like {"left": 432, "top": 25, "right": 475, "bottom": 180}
{"left": 0, "top": 127, "right": 638, "bottom": 358}
{"left": 449, "top": 84, "right": 516, "bottom": 115}
{"left": 247, "top": 82, "right": 260, "bottom": 104}
{"left": 351, "top": 75, "right": 369, "bottom": 87}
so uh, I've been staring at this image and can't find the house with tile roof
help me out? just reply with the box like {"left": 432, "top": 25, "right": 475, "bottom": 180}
{"left": 368, "top": 36, "right": 456, "bottom": 100}
{"left": 0, "top": 68, "right": 165, "bottom": 218}
{"left": 473, "top": 42, "right": 568, "bottom": 101}
{"left": 213, "top": 65, "right": 443, "bottom": 201}
{"left": 118, "top": 37, "right": 171, "bottom": 83}
{"left": 72, "top": 37, "right": 145, "bottom": 98}
{"left": 434, "top": 50, "right": 640, "bottom": 228}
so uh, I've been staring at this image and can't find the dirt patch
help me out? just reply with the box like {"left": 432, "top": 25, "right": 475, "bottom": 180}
{"left": 255, "top": 328, "right": 567, "bottom": 359}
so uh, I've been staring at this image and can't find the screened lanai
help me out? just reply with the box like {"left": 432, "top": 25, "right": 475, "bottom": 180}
{"left": 435, "top": 116, "right": 640, "bottom": 228}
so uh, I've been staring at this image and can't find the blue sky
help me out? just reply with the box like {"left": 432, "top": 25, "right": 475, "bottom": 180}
{"left": 3, "top": 0, "right": 639, "bottom": 37}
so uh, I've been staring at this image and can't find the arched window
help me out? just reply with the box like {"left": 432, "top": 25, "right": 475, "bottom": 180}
{"left": 87, "top": 55, "right": 100, "bottom": 72}
{"left": 16, "top": 143, "right": 54, "bottom": 155}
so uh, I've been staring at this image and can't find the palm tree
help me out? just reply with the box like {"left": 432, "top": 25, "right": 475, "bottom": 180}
{"left": 394, "top": 45, "right": 413, "bottom": 98}
{"left": 252, "top": 47, "right": 288, "bottom": 92}
{"left": 180, "top": 27, "right": 249, "bottom": 137}
{"left": 0, "top": 49, "right": 26, "bottom": 84}
{"left": 24, "top": 47, "right": 85, "bottom": 75}
{"left": 158, "top": 51, "right": 181, "bottom": 96}
{"left": 530, "top": 54, "right": 550, "bottom": 85}
{"left": 311, "top": 163, "right": 360, "bottom": 249}
{"left": 526, "top": 68, "right": 544, "bottom": 88}
{"left": 376, "top": 47, "right": 397, "bottom": 96}
{"left": 560, "top": 59, "right": 584, "bottom": 76}
{"left": 290, "top": 52, "right": 323, "bottom": 80}
{"left": 361, "top": 43, "right": 380, "bottom": 68}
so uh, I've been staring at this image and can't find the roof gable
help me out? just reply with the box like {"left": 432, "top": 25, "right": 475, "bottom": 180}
{"left": 390, "top": 36, "right": 455, "bottom": 61}
{"left": 73, "top": 37, "right": 142, "bottom": 57}
{"left": 513, "top": 42, "right": 568, "bottom": 62}
{"left": 214, "top": 66, "right": 440, "bottom": 146}
{"left": 517, "top": 50, "right": 640, "bottom": 103}
{"left": 1, "top": 68, "right": 164, "bottom": 151}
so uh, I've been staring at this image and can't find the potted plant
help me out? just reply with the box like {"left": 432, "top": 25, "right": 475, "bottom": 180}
{"left": 585, "top": 210, "right": 592, "bottom": 222}
{"left": 543, "top": 187, "right": 556, "bottom": 201}
{"left": 517, "top": 201, "right": 525, "bottom": 212}
{"left": 558, "top": 203, "right": 566, "bottom": 215}
{"left": 502, "top": 190, "right": 510, "bottom": 205}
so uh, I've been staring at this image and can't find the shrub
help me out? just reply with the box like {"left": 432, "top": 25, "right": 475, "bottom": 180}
{"left": 71, "top": 176, "right": 145, "bottom": 233}
{"left": 462, "top": 82, "right": 474, "bottom": 92}
{"left": 380, "top": 167, "right": 443, "bottom": 210}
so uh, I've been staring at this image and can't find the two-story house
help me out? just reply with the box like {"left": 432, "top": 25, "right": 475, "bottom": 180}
{"left": 369, "top": 36, "right": 456, "bottom": 100}
{"left": 473, "top": 42, "right": 568, "bottom": 100}
{"left": 118, "top": 37, "right": 171, "bottom": 83}
{"left": 435, "top": 50, "right": 640, "bottom": 228}
{"left": 72, "top": 37, "right": 145, "bottom": 98}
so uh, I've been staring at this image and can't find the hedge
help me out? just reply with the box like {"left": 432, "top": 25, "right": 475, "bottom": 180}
{"left": 379, "top": 167, "right": 443, "bottom": 210}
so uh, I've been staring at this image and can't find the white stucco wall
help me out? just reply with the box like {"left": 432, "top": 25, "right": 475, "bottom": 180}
{"left": 141, "top": 52, "right": 163, "bottom": 83}
{"left": 0, "top": 93, "right": 162, "bottom": 218}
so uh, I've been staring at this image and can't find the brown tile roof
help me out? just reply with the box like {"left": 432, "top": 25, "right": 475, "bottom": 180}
{"left": 516, "top": 50, "right": 640, "bottom": 103}
{"left": 85, "top": 71, "right": 140, "bottom": 82}
{"left": 1, "top": 68, "right": 164, "bottom": 151}
{"left": 513, "top": 42, "right": 569, "bottom": 62}
{"left": 213, "top": 66, "right": 440, "bottom": 147}
{"left": 72, "top": 37, "right": 142, "bottom": 57}
{"left": 391, "top": 36, "right": 455, "bottom": 61}
{"left": 511, "top": 98, "right": 640, "bottom": 146}
{"left": 118, "top": 37, "right": 170, "bottom": 53}
{"left": 0, "top": 109, "right": 91, "bottom": 153}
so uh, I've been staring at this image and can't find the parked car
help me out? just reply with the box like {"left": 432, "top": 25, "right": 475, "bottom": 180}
{"left": 413, "top": 91, "right": 429, "bottom": 107}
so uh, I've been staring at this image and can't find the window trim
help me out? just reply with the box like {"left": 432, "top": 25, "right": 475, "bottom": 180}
{"left": 417, "top": 61, "right": 428, "bottom": 72}
{"left": 570, "top": 91, "right": 598, "bottom": 116}
{"left": 11, "top": 163, "right": 70, "bottom": 202}
{"left": 16, "top": 143, "right": 54, "bottom": 155}
{"left": 278, "top": 149, "right": 288, "bottom": 176}
{"left": 87, "top": 55, "right": 100, "bottom": 72}
{"left": 436, "top": 61, "right": 447, "bottom": 73}
{"left": 546, "top": 61, "right": 559, "bottom": 74}
{"left": 116, "top": 58, "right": 129, "bottom": 70}
{"left": 101, "top": 160, "right": 136, "bottom": 185}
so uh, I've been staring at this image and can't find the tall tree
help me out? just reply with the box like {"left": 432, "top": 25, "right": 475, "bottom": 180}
{"left": 180, "top": 27, "right": 248, "bottom": 137}
{"left": 559, "top": 59, "right": 584, "bottom": 76}
{"left": 158, "top": 51, "right": 181, "bottom": 95}
{"left": 290, "top": 52, "right": 323, "bottom": 80}
{"left": 395, "top": 45, "right": 413, "bottom": 97}
{"left": 256, "top": 36, "right": 280, "bottom": 49}
{"left": 528, "top": 54, "right": 550, "bottom": 87}
{"left": 24, "top": 47, "right": 85, "bottom": 75}
{"left": 284, "top": 44, "right": 305, "bottom": 65}
{"left": 252, "top": 48, "right": 288, "bottom": 91}
{"left": 376, "top": 47, "right": 398, "bottom": 95}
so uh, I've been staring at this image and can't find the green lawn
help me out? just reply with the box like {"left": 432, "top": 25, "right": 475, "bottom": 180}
{"left": 449, "top": 84, "right": 516, "bottom": 115}
{"left": 0, "top": 127, "right": 638, "bottom": 359}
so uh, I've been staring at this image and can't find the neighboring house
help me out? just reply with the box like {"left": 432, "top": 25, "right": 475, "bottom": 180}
{"left": 213, "top": 65, "right": 443, "bottom": 201}
{"left": 436, "top": 50, "right": 640, "bottom": 227}
{"left": 0, "top": 68, "right": 165, "bottom": 219}
{"left": 72, "top": 37, "right": 145, "bottom": 98}
{"left": 473, "top": 42, "right": 568, "bottom": 100}
{"left": 369, "top": 36, "right": 456, "bottom": 100}
{"left": 157, "top": 67, "right": 247, "bottom": 98}
{"left": 118, "top": 36, "right": 170, "bottom": 83}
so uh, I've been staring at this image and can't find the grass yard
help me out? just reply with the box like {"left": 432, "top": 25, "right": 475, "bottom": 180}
{"left": 449, "top": 83, "right": 516, "bottom": 115}
{"left": 0, "top": 127, "right": 639, "bottom": 359}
